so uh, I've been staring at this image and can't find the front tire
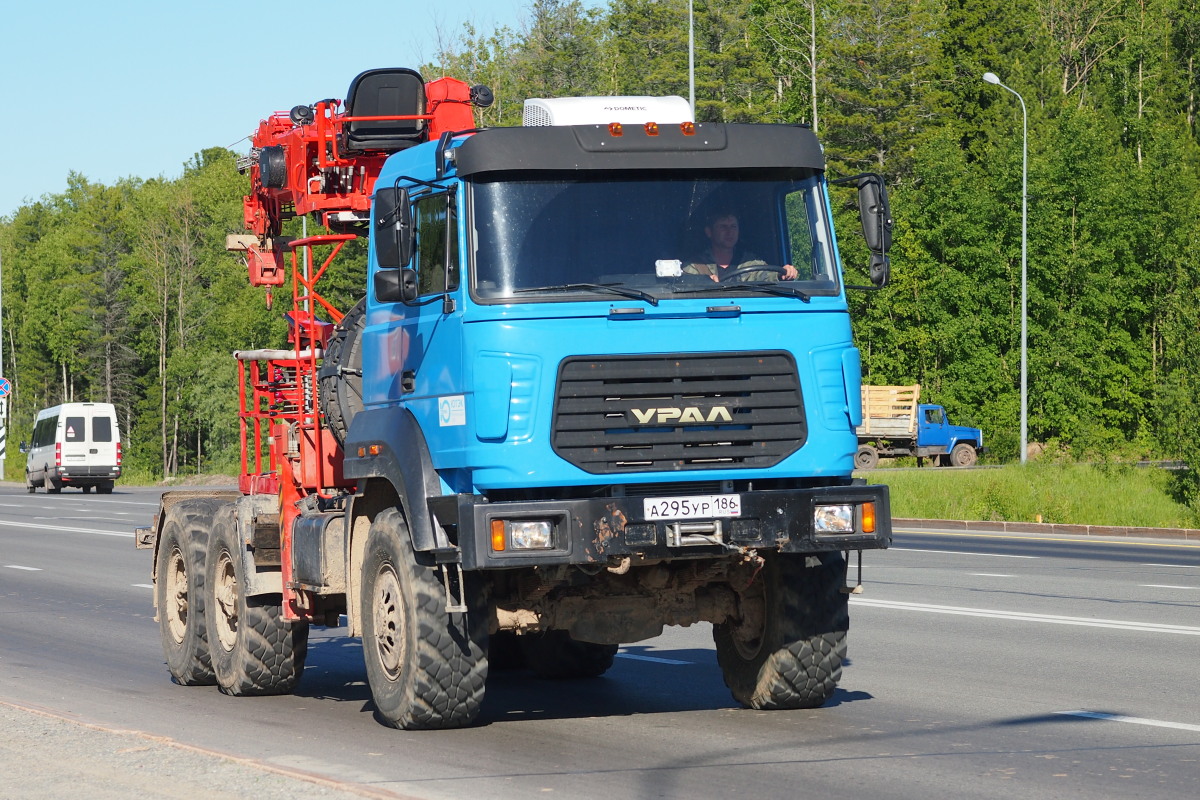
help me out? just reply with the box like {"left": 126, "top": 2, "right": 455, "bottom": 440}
{"left": 714, "top": 551, "right": 849, "bottom": 710}
{"left": 156, "top": 498, "right": 225, "bottom": 686}
{"left": 950, "top": 442, "right": 978, "bottom": 467}
{"left": 361, "top": 508, "right": 487, "bottom": 729}
{"left": 205, "top": 504, "right": 307, "bottom": 696}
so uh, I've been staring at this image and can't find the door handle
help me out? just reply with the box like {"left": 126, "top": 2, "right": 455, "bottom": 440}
{"left": 401, "top": 370, "right": 416, "bottom": 393}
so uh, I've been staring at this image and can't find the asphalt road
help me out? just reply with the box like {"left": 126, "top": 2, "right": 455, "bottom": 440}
{"left": 1, "top": 484, "right": 1197, "bottom": 799}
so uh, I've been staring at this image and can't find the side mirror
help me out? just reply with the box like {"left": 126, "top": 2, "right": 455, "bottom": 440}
{"left": 374, "top": 266, "right": 420, "bottom": 303}
{"left": 854, "top": 174, "right": 892, "bottom": 255}
{"left": 19, "top": 441, "right": 27, "bottom": 453}
{"left": 832, "top": 172, "right": 893, "bottom": 287}
{"left": 374, "top": 186, "right": 413, "bottom": 269}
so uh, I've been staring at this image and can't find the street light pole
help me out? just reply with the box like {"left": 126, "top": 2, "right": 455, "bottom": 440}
{"left": 688, "top": 0, "right": 696, "bottom": 119}
{"left": 983, "top": 71, "right": 1028, "bottom": 465}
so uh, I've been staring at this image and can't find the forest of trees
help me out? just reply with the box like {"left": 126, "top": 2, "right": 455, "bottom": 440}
{"left": 1, "top": 0, "right": 1197, "bottom": 510}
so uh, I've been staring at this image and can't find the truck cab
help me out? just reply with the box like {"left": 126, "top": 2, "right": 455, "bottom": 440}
{"left": 918, "top": 404, "right": 984, "bottom": 466}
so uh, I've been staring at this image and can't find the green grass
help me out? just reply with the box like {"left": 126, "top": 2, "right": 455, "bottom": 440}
{"left": 865, "top": 463, "right": 1197, "bottom": 529}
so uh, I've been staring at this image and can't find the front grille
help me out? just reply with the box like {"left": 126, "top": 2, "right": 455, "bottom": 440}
{"left": 552, "top": 352, "right": 806, "bottom": 474}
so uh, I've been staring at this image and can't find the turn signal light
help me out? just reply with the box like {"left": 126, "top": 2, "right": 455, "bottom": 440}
{"left": 862, "top": 502, "right": 877, "bottom": 533}
{"left": 491, "top": 520, "right": 506, "bottom": 552}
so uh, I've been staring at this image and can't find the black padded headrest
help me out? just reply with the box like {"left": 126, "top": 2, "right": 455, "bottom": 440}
{"left": 344, "top": 68, "right": 426, "bottom": 152}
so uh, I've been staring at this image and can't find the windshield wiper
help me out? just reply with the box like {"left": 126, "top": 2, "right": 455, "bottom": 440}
{"left": 512, "top": 283, "right": 660, "bottom": 306}
{"left": 671, "top": 282, "right": 810, "bottom": 302}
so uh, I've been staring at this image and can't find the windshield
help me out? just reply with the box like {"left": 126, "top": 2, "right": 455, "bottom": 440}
{"left": 470, "top": 173, "right": 840, "bottom": 303}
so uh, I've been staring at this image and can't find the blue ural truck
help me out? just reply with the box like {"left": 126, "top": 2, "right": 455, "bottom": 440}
{"left": 856, "top": 384, "right": 985, "bottom": 468}
{"left": 137, "top": 68, "right": 894, "bottom": 730}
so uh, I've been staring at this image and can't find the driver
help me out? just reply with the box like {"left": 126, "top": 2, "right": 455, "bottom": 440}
{"left": 683, "top": 209, "right": 799, "bottom": 282}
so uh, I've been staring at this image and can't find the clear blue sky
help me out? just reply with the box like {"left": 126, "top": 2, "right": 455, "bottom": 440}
{"left": 0, "top": 0, "right": 539, "bottom": 218}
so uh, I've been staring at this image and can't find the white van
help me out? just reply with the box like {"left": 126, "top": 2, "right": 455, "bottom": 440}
{"left": 25, "top": 402, "right": 122, "bottom": 494}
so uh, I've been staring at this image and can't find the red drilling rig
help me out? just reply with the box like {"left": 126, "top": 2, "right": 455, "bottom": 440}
{"left": 223, "top": 69, "right": 483, "bottom": 620}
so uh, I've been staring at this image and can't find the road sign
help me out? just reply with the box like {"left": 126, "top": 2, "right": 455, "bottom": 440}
{"left": 0, "top": 376, "right": 10, "bottom": 397}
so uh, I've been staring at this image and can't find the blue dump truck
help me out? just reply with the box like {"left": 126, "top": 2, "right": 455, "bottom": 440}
{"left": 139, "top": 68, "right": 894, "bottom": 730}
{"left": 856, "top": 384, "right": 985, "bottom": 469}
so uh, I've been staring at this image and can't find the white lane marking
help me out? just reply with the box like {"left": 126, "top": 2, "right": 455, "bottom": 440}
{"left": 1055, "top": 710, "right": 1200, "bottom": 733}
{"left": 615, "top": 653, "right": 693, "bottom": 665}
{"left": 1140, "top": 584, "right": 1197, "bottom": 590}
{"left": 971, "top": 573, "right": 1014, "bottom": 577}
{"left": 1143, "top": 563, "right": 1198, "bottom": 569}
{"left": 0, "top": 519, "right": 133, "bottom": 538}
{"left": 5, "top": 565, "right": 42, "bottom": 571}
{"left": 132, "top": 583, "right": 154, "bottom": 589}
{"left": 890, "top": 547, "right": 1038, "bottom": 559}
{"left": 850, "top": 597, "right": 1200, "bottom": 635}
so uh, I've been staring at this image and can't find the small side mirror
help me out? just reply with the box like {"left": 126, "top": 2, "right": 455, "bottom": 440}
{"left": 373, "top": 267, "right": 421, "bottom": 303}
{"left": 19, "top": 441, "right": 27, "bottom": 453}
{"left": 374, "top": 186, "right": 413, "bottom": 269}
{"left": 401, "top": 268, "right": 419, "bottom": 302}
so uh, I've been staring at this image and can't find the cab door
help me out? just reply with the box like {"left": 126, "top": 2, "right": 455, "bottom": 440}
{"left": 918, "top": 405, "right": 951, "bottom": 452}
{"left": 364, "top": 189, "right": 466, "bottom": 458}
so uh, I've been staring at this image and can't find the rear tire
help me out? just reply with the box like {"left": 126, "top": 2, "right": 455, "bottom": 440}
{"left": 855, "top": 445, "right": 879, "bottom": 470}
{"left": 25, "top": 474, "right": 35, "bottom": 494}
{"left": 45, "top": 471, "right": 61, "bottom": 493}
{"left": 205, "top": 504, "right": 307, "bottom": 696}
{"left": 156, "top": 498, "right": 225, "bottom": 686}
{"left": 98, "top": 482, "right": 114, "bottom": 494}
{"left": 714, "top": 551, "right": 848, "bottom": 710}
{"left": 520, "top": 631, "right": 618, "bottom": 679}
{"left": 486, "top": 631, "right": 526, "bottom": 672}
{"left": 361, "top": 508, "right": 487, "bottom": 729}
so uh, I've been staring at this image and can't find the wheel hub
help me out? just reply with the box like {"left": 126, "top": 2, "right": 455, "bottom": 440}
{"left": 373, "top": 564, "right": 406, "bottom": 680}
{"left": 165, "top": 547, "right": 189, "bottom": 644}
{"left": 213, "top": 549, "right": 240, "bottom": 651}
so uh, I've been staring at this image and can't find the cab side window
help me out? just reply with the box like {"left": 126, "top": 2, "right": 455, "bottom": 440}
{"left": 413, "top": 193, "right": 459, "bottom": 297}
{"left": 32, "top": 415, "right": 57, "bottom": 448}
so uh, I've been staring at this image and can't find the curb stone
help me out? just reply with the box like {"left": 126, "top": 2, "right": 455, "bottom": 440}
{"left": 894, "top": 517, "right": 1200, "bottom": 541}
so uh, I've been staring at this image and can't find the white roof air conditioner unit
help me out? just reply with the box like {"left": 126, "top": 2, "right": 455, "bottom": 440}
{"left": 523, "top": 96, "right": 693, "bottom": 127}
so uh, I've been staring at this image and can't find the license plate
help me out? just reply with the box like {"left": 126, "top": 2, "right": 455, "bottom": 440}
{"left": 642, "top": 494, "right": 742, "bottom": 521}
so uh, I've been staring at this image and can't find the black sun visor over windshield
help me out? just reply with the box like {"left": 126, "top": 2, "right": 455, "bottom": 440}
{"left": 453, "top": 123, "right": 826, "bottom": 177}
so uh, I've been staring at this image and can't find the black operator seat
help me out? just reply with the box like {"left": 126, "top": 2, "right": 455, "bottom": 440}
{"left": 343, "top": 68, "right": 427, "bottom": 152}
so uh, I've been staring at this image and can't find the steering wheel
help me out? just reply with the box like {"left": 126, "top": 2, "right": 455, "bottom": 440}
{"left": 718, "top": 266, "right": 787, "bottom": 282}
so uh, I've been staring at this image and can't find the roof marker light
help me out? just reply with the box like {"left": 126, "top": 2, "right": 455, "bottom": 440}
{"left": 644, "top": 121, "right": 659, "bottom": 136}
{"left": 608, "top": 122, "right": 624, "bottom": 137}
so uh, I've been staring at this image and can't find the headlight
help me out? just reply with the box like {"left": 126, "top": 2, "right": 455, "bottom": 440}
{"left": 510, "top": 520, "right": 554, "bottom": 549}
{"left": 814, "top": 504, "right": 855, "bottom": 534}
{"left": 491, "top": 519, "right": 555, "bottom": 551}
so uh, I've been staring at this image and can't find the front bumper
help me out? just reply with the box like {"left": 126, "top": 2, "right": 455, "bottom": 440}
{"left": 450, "top": 483, "right": 891, "bottom": 570}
